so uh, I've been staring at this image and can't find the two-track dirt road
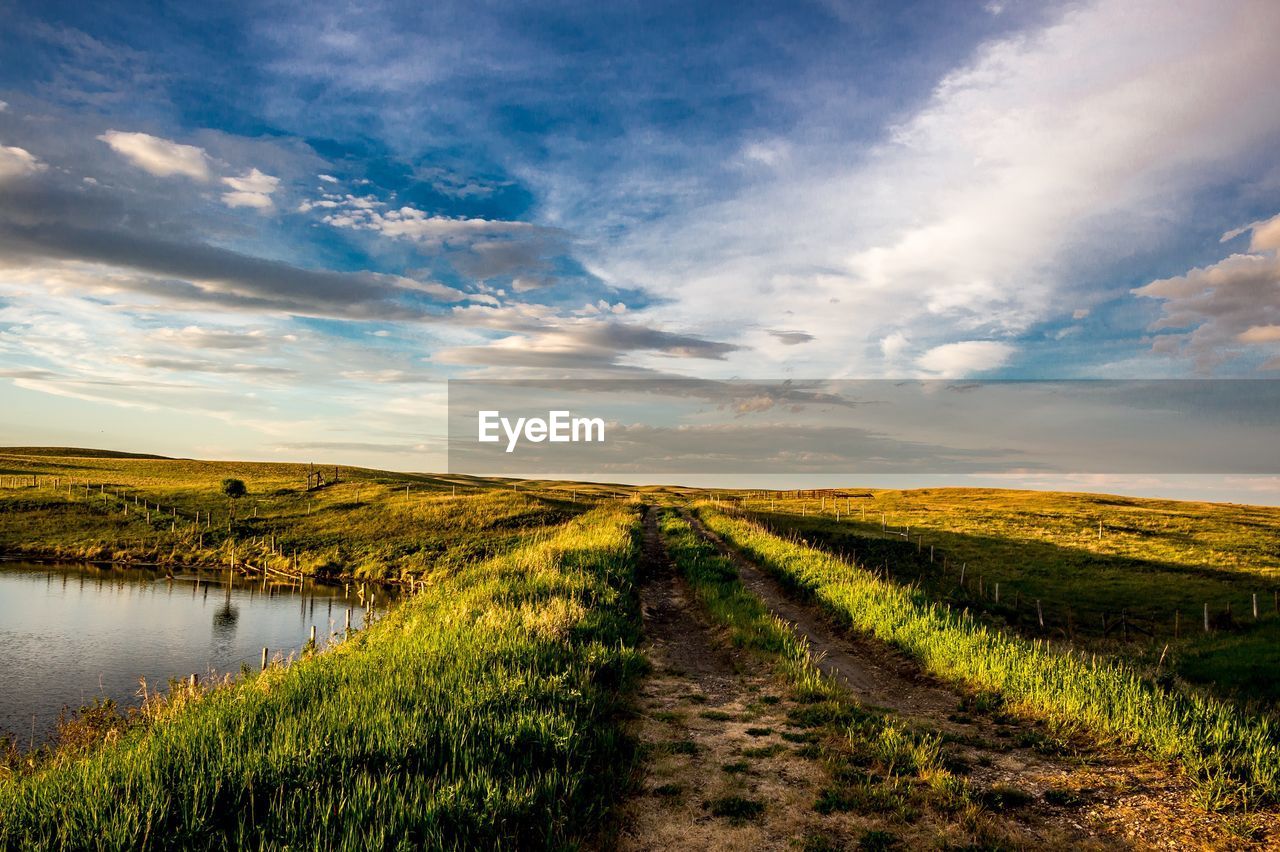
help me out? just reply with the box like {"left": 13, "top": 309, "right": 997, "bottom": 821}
{"left": 611, "top": 506, "right": 1267, "bottom": 850}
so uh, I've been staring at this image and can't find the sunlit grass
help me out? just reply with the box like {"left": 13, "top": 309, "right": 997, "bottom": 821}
{"left": 0, "top": 452, "right": 589, "bottom": 580}
{"left": 658, "top": 512, "right": 972, "bottom": 824}
{"left": 733, "top": 488, "right": 1280, "bottom": 707}
{"left": 697, "top": 504, "right": 1280, "bottom": 810}
{"left": 0, "top": 505, "right": 644, "bottom": 848}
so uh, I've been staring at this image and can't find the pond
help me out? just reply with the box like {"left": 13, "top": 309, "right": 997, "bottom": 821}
{"left": 0, "top": 560, "right": 393, "bottom": 746}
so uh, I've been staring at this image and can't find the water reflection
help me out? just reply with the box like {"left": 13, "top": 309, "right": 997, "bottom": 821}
{"left": 211, "top": 600, "right": 239, "bottom": 641}
{"left": 0, "top": 561, "right": 394, "bottom": 745}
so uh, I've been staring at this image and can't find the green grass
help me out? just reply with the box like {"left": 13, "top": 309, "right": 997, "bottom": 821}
{"left": 697, "top": 504, "right": 1280, "bottom": 810}
{"left": 0, "top": 451, "right": 591, "bottom": 581}
{"left": 734, "top": 488, "right": 1280, "bottom": 708}
{"left": 657, "top": 512, "right": 972, "bottom": 825}
{"left": 0, "top": 505, "right": 645, "bottom": 849}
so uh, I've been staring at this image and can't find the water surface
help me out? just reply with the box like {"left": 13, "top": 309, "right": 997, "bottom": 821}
{"left": 0, "top": 560, "right": 390, "bottom": 745}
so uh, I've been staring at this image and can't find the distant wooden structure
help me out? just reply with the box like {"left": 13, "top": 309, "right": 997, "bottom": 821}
{"left": 306, "top": 463, "right": 341, "bottom": 491}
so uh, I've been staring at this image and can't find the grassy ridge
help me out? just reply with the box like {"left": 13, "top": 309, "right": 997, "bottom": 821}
{"left": 0, "top": 453, "right": 585, "bottom": 580}
{"left": 697, "top": 505, "right": 1280, "bottom": 810}
{"left": 0, "top": 505, "right": 644, "bottom": 850}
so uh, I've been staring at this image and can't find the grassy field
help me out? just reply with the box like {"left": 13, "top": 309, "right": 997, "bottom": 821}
{"left": 697, "top": 504, "right": 1280, "bottom": 811}
{"left": 5, "top": 450, "right": 1280, "bottom": 840}
{"left": 0, "top": 450, "right": 616, "bottom": 581}
{"left": 728, "top": 488, "right": 1280, "bottom": 707}
{"left": 0, "top": 504, "right": 644, "bottom": 849}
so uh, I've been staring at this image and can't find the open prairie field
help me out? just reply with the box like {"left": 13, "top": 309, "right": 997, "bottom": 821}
{"left": 721, "top": 488, "right": 1280, "bottom": 709}
{"left": 3, "top": 452, "right": 1279, "bottom": 849}
{"left": 0, "top": 448, "right": 631, "bottom": 581}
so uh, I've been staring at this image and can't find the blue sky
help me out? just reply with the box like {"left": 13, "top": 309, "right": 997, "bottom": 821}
{"left": 1, "top": 0, "right": 1279, "bottom": 496}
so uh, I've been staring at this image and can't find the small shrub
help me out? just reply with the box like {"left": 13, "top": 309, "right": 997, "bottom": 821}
{"left": 858, "top": 830, "right": 901, "bottom": 851}
{"left": 980, "top": 784, "right": 1033, "bottom": 811}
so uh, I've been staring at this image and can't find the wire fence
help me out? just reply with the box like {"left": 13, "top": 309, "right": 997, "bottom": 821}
{"left": 711, "top": 491, "right": 1280, "bottom": 645}
{"left": 0, "top": 471, "right": 624, "bottom": 578}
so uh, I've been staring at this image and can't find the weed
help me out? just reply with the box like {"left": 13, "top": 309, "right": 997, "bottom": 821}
{"left": 706, "top": 795, "right": 764, "bottom": 821}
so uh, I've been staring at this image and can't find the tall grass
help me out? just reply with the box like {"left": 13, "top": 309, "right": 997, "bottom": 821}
{"left": 0, "top": 506, "right": 644, "bottom": 849}
{"left": 698, "top": 505, "right": 1280, "bottom": 810}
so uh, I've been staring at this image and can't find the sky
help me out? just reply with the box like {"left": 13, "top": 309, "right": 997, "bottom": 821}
{"left": 1, "top": 0, "right": 1279, "bottom": 499}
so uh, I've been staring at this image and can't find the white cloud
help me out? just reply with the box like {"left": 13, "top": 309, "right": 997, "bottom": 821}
{"left": 1239, "top": 325, "right": 1280, "bottom": 343}
{"left": 1135, "top": 212, "right": 1280, "bottom": 371}
{"left": 0, "top": 144, "right": 46, "bottom": 181}
{"left": 594, "top": 0, "right": 1280, "bottom": 378}
{"left": 1250, "top": 212, "right": 1280, "bottom": 252}
{"left": 879, "top": 331, "right": 910, "bottom": 360}
{"left": 740, "top": 140, "right": 790, "bottom": 168}
{"left": 149, "top": 325, "right": 271, "bottom": 350}
{"left": 302, "top": 195, "right": 536, "bottom": 244}
{"left": 916, "top": 341, "right": 1015, "bottom": 377}
{"left": 97, "top": 130, "right": 211, "bottom": 180}
{"left": 0, "top": 101, "right": 8, "bottom": 112}
{"left": 221, "top": 167, "right": 280, "bottom": 209}
{"left": 318, "top": 173, "right": 339, "bottom": 183}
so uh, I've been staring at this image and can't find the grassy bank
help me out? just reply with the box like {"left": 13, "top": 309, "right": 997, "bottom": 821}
{"left": 0, "top": 505, "right": 644, "bottom": 849}
{"left": 697, "top": 505, "right": 1280, "bottom": 811}
{"left": 0, "top": 451, "right": 588, "bottom": 581}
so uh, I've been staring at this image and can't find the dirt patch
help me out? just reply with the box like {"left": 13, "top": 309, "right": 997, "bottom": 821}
{"left": 685, "top": 510, "right": 1277, "bottom": 850}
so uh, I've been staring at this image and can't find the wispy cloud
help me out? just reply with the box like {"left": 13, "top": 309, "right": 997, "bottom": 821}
{"left": 3, "top": 0, "right": 1280, "bottom": 478}
{"left": 1135, "top": 212, "right": 1280, "bottom": 371}
{"left": 221, "top": 168, "right": 280, "bottom": 209}
{"left": 98, "top": 130, "right": 210, "bottom": 180}
{"left": 594, "top": 0, "right": 1280, "bottom": 377}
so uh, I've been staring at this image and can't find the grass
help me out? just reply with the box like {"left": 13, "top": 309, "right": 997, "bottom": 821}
{"left": 0, "top": 451, "right": 591, "bottom": 581}
{"left": 705, "top": 794, "right": 764, "bottom": 821}
{"left": 730, "top": 488, "right": 1280, "bottom": 706}
{"left": 697, "top": 503, "right": 1280, "bottom": 811}
{"left": 657, "top": 512, "right": 978, "bottom": 829}
{"left": 0, "top": 505, "right": 645, "bottom": 849}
